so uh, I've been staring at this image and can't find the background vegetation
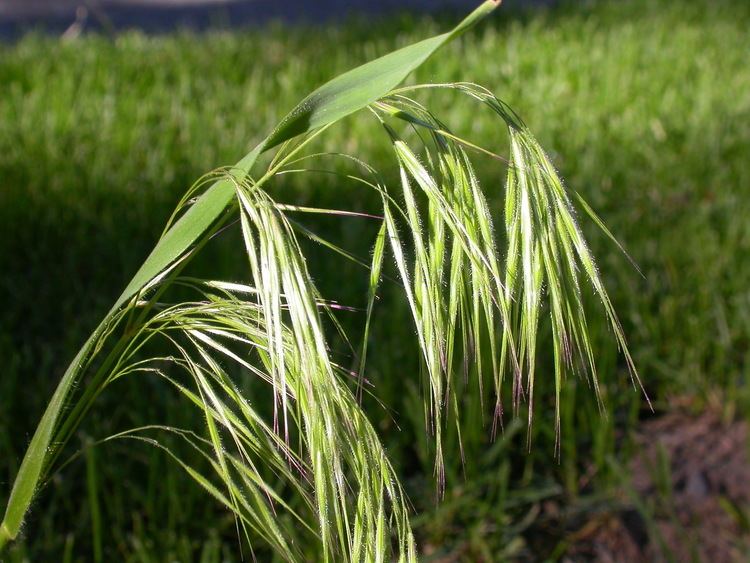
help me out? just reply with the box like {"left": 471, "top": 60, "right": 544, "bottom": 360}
{"left": 1, "top": 0, "right": 748, "bottom": 559}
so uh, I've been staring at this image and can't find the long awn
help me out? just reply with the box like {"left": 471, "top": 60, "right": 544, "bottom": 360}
{"left": 0, "top": 2, "right": 644, "bottom": 559}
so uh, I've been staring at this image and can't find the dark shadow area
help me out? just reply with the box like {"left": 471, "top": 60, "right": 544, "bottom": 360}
{"left": 1, "top": 0, "right": 557, "bottom": 39}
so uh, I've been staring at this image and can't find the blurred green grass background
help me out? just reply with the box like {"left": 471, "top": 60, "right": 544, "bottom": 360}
{"left": 1, "top": 0, "right": 749, "bottom": 559}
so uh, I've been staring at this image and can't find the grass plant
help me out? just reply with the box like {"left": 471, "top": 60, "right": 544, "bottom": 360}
{"left": 0, "top": 1, "right": 641, "bottom": 559}
{"left": 1, "top": 0, "right": 748, "bottom": 559}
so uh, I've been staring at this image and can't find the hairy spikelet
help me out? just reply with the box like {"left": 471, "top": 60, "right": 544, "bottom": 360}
{"left": 1, "top": 3, "right": 643, "bottom": 558}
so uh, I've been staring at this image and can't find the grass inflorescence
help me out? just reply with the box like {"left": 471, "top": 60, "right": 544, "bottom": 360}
{"left": 1, "top": 0, "right": 748, "bottom": 559}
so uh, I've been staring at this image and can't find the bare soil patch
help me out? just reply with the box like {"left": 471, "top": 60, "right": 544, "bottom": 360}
{"left": 567, "top": 405, "right": 750, "bottom": 562}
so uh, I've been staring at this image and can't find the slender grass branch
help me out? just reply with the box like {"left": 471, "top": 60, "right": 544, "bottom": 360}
{"left": 1, "top": 2, "right": 645, "bottom": 559}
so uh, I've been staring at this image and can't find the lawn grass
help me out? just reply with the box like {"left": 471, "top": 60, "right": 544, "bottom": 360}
{"left": 1, "top": 0, "right": 749, "bottom": 559}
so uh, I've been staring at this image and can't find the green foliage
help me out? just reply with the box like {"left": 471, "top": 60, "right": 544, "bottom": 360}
{"left": 0, "top": 0, "right": 634, "bottom": 557}
{"left": 1, "top": 0, "right": 748, "bottom": 559}
{"left": 0, "top": 4, "right": 504, "bottom": 558}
